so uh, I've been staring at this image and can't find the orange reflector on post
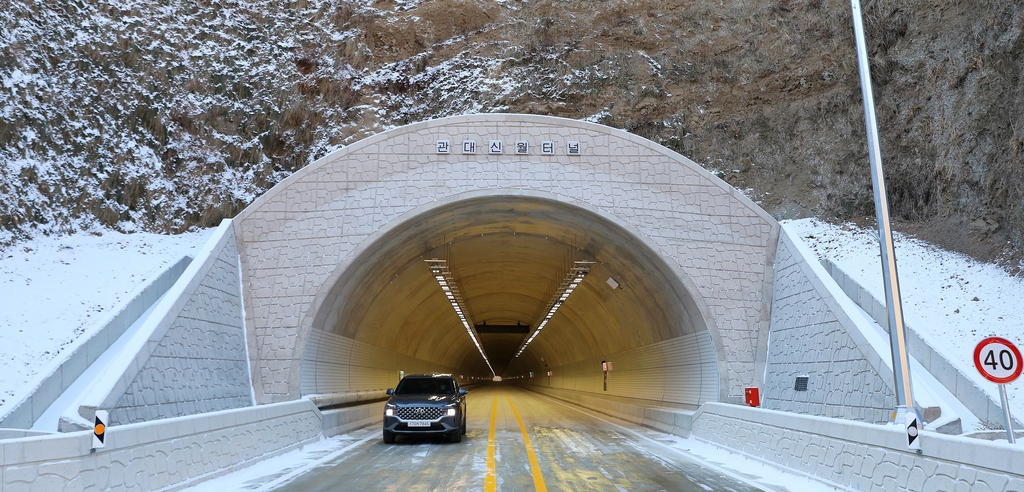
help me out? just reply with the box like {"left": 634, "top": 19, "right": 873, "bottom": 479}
{"left": 93, "top": 410, "right": 108, "bottom": 449}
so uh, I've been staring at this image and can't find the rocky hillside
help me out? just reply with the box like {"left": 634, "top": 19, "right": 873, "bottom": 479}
{"left": 2, "top": 0, "right": 1022, "bottom": 269}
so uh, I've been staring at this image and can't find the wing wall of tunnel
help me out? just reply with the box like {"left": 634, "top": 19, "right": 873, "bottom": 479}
{"left": 233, "top": 114, "right": 779, "bottom": 405}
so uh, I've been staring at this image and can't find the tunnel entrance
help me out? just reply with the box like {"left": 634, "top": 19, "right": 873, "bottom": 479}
{"left": 302, "top": 194, "right": 720, "bottom": 408}
{"left": 233, "top": 114, "right": 779, "bottom": 406}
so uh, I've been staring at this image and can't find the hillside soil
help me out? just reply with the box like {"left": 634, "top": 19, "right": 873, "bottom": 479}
{"left": 2, "top": 0, "right": 1023, "bottom": 268}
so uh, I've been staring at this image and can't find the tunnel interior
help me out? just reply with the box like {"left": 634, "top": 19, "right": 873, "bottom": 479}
{"left": 303, "top": 195, "right": 720, "bottom": 407}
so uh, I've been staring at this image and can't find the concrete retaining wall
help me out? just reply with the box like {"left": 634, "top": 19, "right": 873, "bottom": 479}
{"left": 691, "top": 402, "right": 1024, "bottom": 491}
{"left": 71, "top": 221, "right": 253, "bottom": 429}
{"left": 822, "top": 259, "right": 1022, "bottom": 430}
{"left": 0, "top": 257, "right": 192, "bottom": 430}
{"left": 763, "top": 224, "right": 896, "bottom": 423}
{"left": 1, "top": 399, "right": 323, "bottom": 492}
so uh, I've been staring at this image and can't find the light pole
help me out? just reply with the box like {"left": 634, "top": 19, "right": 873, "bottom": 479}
{"left": 849, "top": 0, "right": 919, "bottom": 432}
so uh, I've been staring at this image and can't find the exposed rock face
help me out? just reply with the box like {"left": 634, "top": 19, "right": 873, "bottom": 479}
{"left": 2, "top": 0, "right": 1022, "bottom": 265}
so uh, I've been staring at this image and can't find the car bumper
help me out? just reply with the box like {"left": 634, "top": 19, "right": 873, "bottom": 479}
{"left": 383, "top": 415, "right": 459, "bottom": 435}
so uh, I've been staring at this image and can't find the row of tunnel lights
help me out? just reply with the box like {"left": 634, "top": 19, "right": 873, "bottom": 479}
{"left": 425, "top": 259, "right": 496, "bottom": 376}
{"left": 427, "top": 259, "right": 594, "bottom": 372}
{"left": 514, "top": 261, "right": 594, "bottom": 358}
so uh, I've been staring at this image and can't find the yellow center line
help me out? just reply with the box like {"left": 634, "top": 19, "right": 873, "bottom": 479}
{"left": 485, "top": 391, "right": 498, "bottom": 492}
{"left": 504, "top": 390, "right": 548, "bottom": 492}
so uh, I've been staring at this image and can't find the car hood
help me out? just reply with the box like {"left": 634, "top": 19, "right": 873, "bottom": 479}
{"left": 388, "top": 394, "right": 459, "bottom": 406}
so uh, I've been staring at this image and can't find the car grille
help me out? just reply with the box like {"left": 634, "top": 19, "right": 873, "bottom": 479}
{"left": 395, "top": 406, "right": 445, "bottom": 420}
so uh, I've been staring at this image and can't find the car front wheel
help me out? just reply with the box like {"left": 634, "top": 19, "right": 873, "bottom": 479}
{"left": 383, "top": 430, "right": 396, "bottom": 444}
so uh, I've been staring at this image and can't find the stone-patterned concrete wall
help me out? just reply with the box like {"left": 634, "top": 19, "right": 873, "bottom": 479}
{"left": 522, "top": 332, "right": 719, "bottom": 410}
{"left": 234, "top": 114, "right": 779, "bottom": 404}
{"left": 823, "top": 260, "right": 1023, "bottom": 430}
{"left": 691, "top": 402, "right": 1024, "bottom": 491}
{"left": 73, "top": 222, "right": 254, "bottom": 429}
{"left": 106, "top": 225, "right": 251, "bottom": 425}
{"left": 1, "top": 400, "right": 322, "bottom": 491}
{"left": 300, "top": 328, "right": 458, "bottom": 396}
{"left": 763, "top": 225, "right": 895, "bottom": 423}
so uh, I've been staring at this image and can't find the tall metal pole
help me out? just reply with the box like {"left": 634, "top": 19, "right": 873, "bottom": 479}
{"left": 850, "top": 0, "right": 917, "bottom": 419}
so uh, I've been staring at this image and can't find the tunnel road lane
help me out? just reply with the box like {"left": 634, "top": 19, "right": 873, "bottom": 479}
{"left": 266, "top": 385, "right": 766, "bottom": 491}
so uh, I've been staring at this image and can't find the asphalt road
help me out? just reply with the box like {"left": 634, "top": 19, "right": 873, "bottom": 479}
{"left": 268, "top": 384, "right": 766, "bottom": 492}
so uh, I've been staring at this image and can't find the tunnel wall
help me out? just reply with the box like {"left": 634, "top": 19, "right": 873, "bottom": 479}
{"left": 300, "top": 328, "right": 457, "bottom": 396}
{"left": 520, "top": 332, "right": 719, "bottom": 410}
{"left": 233, "top": 114, "right": 779, "bottom": 404}
{"left": 762, "top": 224, "right": 896, "bottom": 423}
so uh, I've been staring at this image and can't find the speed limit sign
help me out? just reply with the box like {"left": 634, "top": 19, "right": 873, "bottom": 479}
{"left": 974, "top": 337, "right": 1022, "bottom": 384}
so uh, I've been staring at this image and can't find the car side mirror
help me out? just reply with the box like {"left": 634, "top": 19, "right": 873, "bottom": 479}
{"left": 386, "top": 388, "right": 394, "bottom": 395}
{"left": 458, "top": 388, "right": 468, "bottom": 395}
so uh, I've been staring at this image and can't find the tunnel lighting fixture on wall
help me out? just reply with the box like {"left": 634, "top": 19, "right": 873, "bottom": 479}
{"left": 425, "top": 259, "right": 495, "bottom": 376}
{"left": 514, "top": 261, "right": 594, "bottom": 358}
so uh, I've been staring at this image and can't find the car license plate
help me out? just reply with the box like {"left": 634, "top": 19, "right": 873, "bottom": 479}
{"left": 407, "top": 420, "right": 431, "bottom": 427}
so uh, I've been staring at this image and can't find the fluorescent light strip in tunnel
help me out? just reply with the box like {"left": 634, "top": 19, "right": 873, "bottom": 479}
{"left": 425, "top": 259, "right": 496, "bottom": 376}
{"left": 515, "top": 261, "right": 594, "bottom": 358}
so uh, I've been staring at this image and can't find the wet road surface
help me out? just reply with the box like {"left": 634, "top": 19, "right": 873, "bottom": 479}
{"left": 269, "top": 385, "right": 765, "bottom": 491}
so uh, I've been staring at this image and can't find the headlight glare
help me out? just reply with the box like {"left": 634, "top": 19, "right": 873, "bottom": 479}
{"left": 447, "top": 408, "right": 457, "bottom": 417}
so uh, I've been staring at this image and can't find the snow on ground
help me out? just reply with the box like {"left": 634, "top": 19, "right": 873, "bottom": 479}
{"left": 0, "top": 227, "right": 214, "bottom": 415}
{"left": 786, "top": 217, "right": 1024, "bottom": 427}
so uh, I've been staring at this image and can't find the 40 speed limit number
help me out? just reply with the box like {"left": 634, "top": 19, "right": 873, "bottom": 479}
{"left": 974, "top": 337, "right": 1023, "bottom": 384}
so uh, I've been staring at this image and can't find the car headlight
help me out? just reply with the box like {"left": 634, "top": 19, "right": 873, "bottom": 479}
{"left": 447, "top": 408, "right": 457, "bottom": 417}
{"left": 385, "top": 404, "right": 396, "bottom": 417}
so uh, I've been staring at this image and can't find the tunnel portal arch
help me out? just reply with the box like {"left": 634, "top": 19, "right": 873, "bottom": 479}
{"left": 232, "top": 114, "right": 779, "bottom": 406}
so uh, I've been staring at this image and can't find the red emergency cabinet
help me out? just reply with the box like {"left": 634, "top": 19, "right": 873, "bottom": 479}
{"left": 744, "top": 387, "right": 760, "bottom": 407}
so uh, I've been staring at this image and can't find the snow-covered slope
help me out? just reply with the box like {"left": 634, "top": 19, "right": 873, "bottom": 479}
{"left": 788, "top": 218, "right": 1024, "bottom": 426}
{"left": 0, "top": 227, "right": 212, "bottom": 415}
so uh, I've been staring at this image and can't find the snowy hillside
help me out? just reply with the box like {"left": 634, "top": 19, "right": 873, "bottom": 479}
{"left": 5, "top": 0, "right": 1024, "bottom": 264}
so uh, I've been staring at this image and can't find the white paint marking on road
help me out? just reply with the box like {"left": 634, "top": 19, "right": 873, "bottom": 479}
{"left": 531, "top": 393, "right": 770, "bottom": 491}
{"left": 251, "top": 432, "right": 379, "bottom": 492}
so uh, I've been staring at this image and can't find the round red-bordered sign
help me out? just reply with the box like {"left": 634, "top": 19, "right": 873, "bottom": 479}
{"left": 974, "top": 337, "right": 1023, "bottom": 384}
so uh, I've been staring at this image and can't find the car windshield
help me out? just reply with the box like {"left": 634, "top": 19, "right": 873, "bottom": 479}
{"left": 395, "top": 377, "right": 455, "bottom": 395}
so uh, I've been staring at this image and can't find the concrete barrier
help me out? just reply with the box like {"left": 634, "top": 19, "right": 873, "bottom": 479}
{"left": 1, "top": 399, "right": 322, "bottom": 491}
{"left": 691, "top": 402, "right": 1024, "bottom": 491}
{"left": 321, "top": 402, "right": 385, "bottom": 438}
{"left": 523, "top": 385, "right": 695, "bottom": 438}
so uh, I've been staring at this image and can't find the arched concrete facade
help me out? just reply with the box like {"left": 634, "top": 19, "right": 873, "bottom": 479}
{"left": 232, "top": 114, "right": 779, "bottom": 406}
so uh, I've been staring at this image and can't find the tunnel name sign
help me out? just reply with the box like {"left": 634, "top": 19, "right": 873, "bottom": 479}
{"left": 974, "top": 337, "right": 1021, "bottom": 444}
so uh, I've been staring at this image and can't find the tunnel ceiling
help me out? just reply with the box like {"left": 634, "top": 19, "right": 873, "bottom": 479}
{"left": 314, "top": 195, "right": 707, "bottom": 377}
